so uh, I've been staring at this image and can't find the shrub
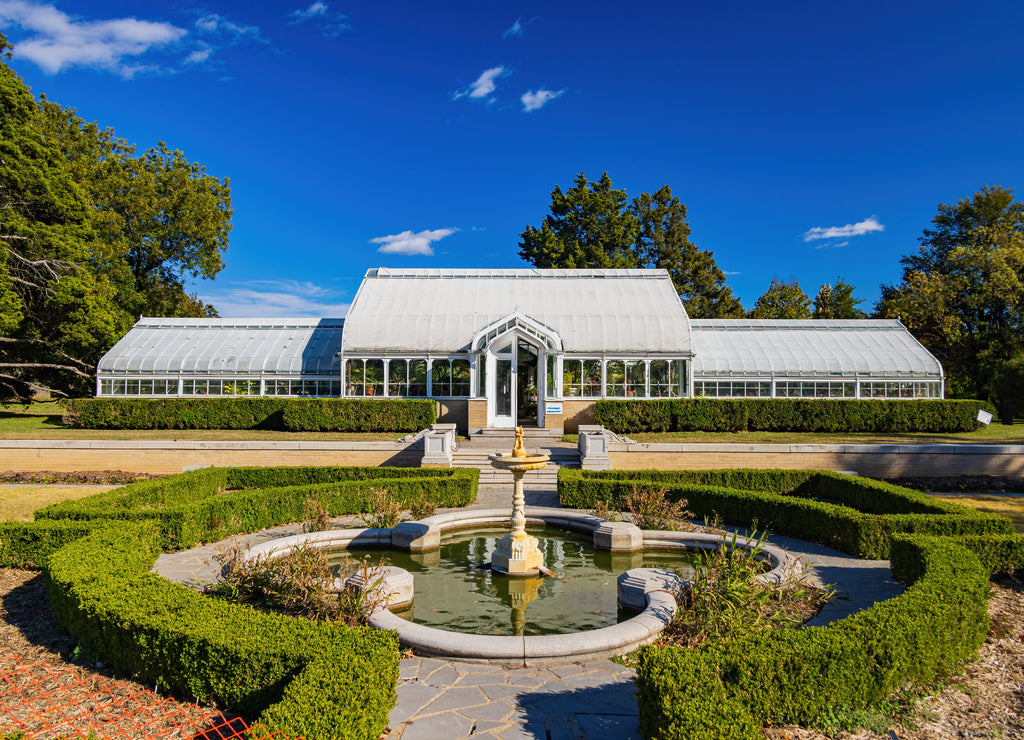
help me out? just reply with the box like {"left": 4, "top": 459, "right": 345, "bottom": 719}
{"left": 63, "top": 397, "right": 435, "bottom": 432}
{"left": 594, "top": 398, "right": 993, "bottom": 434}
{"left": 46, "top": 523, "right": 398, "bottom": 740}
{"left": 0, "top": 520, "right": 96, "bottom": 568}
{"left": 636, "top": 535, "right": 990, "bottom": 739}
{"left": 625, "top": 485, "right": 693, "bottom": 531}
{"left": 356, "top": 488, "right": 404, "bottom": 529}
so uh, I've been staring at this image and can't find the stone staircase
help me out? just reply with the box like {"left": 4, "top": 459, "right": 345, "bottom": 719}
{"left": 453, "top": 428, "right": 579, "bottom": 486}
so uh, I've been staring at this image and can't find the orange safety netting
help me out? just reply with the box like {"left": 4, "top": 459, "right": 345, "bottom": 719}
{"left": 0, "top": 655, "right": 297, "bottom": 739}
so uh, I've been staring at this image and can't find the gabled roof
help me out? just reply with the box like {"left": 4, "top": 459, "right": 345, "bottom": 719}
{"left": 689, "top": 319, "right": 943, "bottom": 378}
{"left": 98, "top": 318, "right": 344, "bottom": 375}
{"left": 341, "top": 268, "right": 693, "bottom": 354}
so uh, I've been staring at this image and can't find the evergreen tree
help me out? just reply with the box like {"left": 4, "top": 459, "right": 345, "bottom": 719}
{"left": 812, "top": 277, "right": 866, "bottom": 319}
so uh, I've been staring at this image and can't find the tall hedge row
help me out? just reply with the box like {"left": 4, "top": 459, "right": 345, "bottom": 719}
{"left": 557, "top": 469, "right": 1014, "bottom": 559}
{"left": 46, "top": 522, "right": 398, "bottom": 740}
{"left": 635, "top": 535, "right": 991, "bottom": 739}
{"left": 594, "top": 398, "right": 992, "bottom": 434}
{"left": 63, "top": 397, "right": 436, "bottom": 432}
{"left": 35, "top": 465, "right": 479, "bottom": 550}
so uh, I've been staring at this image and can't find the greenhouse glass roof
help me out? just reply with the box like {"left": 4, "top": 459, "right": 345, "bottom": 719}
{"left": 689, "top": 319, "right": 943, "bottom": 378}
{"left": 341, "top": 268, "right": 693, "bottom": 354}
{"left": 97, "top": 318, "right": 344, "bottom": 375}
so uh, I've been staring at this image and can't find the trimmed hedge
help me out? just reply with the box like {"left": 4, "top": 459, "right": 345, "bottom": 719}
{"left": 0, "top": 520, "right": 96, "bottom": 568}
{"left": 35, "top": 466, "right": 479, "bottom": 550}
{"left": 46, "top": 522, "right": 398, "bottom": 740}
{"left": 594, "top": 398, "right": 994, "bottom": 434}
{"left": 950, "top": 534, "right": 1024, "bottom": 576}
{"left": 558, "top": 469, "right": 1014, "bottom": 559}
{"left": 636, "top": 535, "right": 991, "bottom": 739}
{"left": 63, "top": 397, "right": 436, "bottom": 432}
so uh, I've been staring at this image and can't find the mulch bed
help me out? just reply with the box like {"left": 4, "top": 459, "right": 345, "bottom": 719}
{"left": 0, "top": 471, "right": 161, "bottom": 485}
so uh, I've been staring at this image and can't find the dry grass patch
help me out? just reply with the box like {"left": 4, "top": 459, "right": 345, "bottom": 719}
{"left": 932, "top": 493, "right": 1024, "bottom": 533}
{"left": 0, "top": 485, "right": 117, "bottom": 522}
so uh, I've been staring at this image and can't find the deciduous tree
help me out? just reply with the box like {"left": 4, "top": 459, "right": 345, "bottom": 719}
{"left": 876, "top": 186, "right": 1024, "bottom": 406}
{"left": 748, "top": 278, "right": 811, "bottom": 319}
{"left": 812, "top": 277, "right": 866, "bottom": 319}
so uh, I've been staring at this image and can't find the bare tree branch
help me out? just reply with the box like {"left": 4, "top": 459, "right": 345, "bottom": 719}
{"left": 0, "top": 362, "right": 93, "bottom": 379}
{"left": 0, "top": 337, "right": 94, "bottom": 370}
{"left": 0, "top": 373, "right": 70, "bottom": 400}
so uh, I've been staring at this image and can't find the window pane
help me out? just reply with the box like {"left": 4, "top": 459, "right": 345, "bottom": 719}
{"left": 606, "top": 361, "right": 625, "bottom": 397}
{"left": 432, "top": 359, "right": 450, "bottom": 396}
{"left": 365, "top": 360, "right": 384, "bottom": 396}
{"left": 650, "top": 360, "right": 669, "bottom": 397}
{"left": 583, "top": 359, "right": 602, "bottom": 397}
{"left": 626, "top": 361, "right": 646, "bottom": 397}
{"left": 452, "top": 359, "right": 471, "bottom": 396}
{"left": 546, "top": 355, "right": 555, "bottom": 397}
{"left": 389, "top": 359, "right": 408, "bottom": 397}
{"left": 346, "top": 359, "right": 364, "bottom": 396}
{"left": 563, "top": 359, "right": 582, "bottom": 396}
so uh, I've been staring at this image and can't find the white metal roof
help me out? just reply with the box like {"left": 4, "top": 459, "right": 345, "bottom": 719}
{"left": 690, "top": 319, "right": 943, "bottom": 378}
{"left": 341, "top": 268, "right": 693, "bottom": 354}
{"left": 97, "top": 318, "right": 344, "bottom": 375}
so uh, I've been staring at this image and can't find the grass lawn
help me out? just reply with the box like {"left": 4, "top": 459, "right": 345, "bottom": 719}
{"left": 0, "top": 484, "right": 117, "bottom": 521}
{"left": 932, "top": 493, "right": 1024, "bottom": 533}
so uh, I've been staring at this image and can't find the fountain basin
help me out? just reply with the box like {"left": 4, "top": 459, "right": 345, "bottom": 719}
{"left": 240, "top": 508, "right": 800, "bottom": 665}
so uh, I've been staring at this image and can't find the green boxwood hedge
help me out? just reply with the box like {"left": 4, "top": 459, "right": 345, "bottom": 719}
{"left": 594, "top": 398, "right": 993, "bottom": 434}
{"left": 558, "top": 469, "right": 1014, "bottom": 559}
{"left": 63, "top": 397, "right": 436, "bottom": 432}
{"left": 636, "top": 535, "right": 991, "bottom": 739}
{"left": 949, "top": 534, "right": 1024, "bottom": 576}
{"left": 35, "top": 465, "right": 479, "bottom": 549}
{"left": 46, "top": 522, "right": 398, "bottom": 740}
{"left": 0, "top": 519, "right": 96, "bottom": 568}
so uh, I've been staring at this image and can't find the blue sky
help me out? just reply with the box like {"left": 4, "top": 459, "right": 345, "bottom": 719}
{"left": 1, "top": 0, "right": 1022, "bottom": 317}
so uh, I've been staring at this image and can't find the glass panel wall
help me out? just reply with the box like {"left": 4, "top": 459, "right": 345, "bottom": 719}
{"left": 860, "top": 381, "right": 940, "bottom": 398}
{"left": 606, "top": 361, "right": 625, "bottom": 397}
{"left": 431, "top": 358, "right": 471, "bottom": 397}
{"left": 625, "top": 361, "right": 646, "bottom": 397}
{"left": 694, "top": 380, "right": 771, "bottom": 397}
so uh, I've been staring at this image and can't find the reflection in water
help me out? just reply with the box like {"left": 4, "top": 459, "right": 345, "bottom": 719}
{"left": 333, "top": 526, "right": 697, "bottom": 636}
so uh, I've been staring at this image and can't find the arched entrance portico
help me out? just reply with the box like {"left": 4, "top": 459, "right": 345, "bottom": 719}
{"left": 472, "top": 313, "right": 562, "bottom": 429}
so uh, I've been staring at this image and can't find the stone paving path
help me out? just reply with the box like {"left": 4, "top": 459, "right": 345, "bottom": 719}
{"left": 387, "top": 657, "right": 639, "bottom": 740}
{"left": 152, "top": 484, "right": 905, "bottom": 740}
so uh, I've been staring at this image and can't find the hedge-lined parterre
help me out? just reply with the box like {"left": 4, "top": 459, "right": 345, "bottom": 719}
{"left": 558, "top": 468, "right": 1014, "bottom": 560}
{"left": 31, "top": 465, "right": 478, "bottom": 551}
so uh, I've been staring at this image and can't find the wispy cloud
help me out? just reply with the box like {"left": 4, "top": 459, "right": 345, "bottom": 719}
{"left": 453, "top": 66, "right": 506, "bottom": 101}
{"left": 0, "top": 0, "right": 185, "bottom": 77}
{"left": 803, "top": 217, "right": 884, "bottom": 242}
{"left": 190, "top": 13, "right": 264, "bottom": 68}
{"left": 183, "top": 45, "right": 212, "bottom": 65}
{"left": 371, "top": 228, "right": 457, "bottom": 256}
{"left": 503, "top": 18, "right": 522, "bottom": 37}
{"left": 521, "top": 87, "right": 564, "bottom": 112}
{"left": 288, "top": 2, "right": 350, "bottom": 37}
{"left": 200, "top": 280, "right": 350, "bottom": 318}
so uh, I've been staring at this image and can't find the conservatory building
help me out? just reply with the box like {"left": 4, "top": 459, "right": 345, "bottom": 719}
{"left": 96, "top": 268, "right": 944, "bottom": 433}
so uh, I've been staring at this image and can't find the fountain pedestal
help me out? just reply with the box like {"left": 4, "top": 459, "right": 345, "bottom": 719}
{"left": 489, "top": 427, "right": 550, "bottom": 578}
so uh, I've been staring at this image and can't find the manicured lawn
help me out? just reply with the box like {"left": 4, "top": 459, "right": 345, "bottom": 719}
{"left": 0, "top": 484, "right": 117, "bottom": 521}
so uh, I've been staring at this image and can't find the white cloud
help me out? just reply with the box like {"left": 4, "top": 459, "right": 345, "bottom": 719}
{"left": 194, "top": 13, "right": 262, "bottom": 41}
{"left": 184, "top": 45, "right": 212, "bottom": 64}
{"left": 803, "top": 217, "right": 884, "bottom": 242}
{"left": 0, "top": 0, "right": 185, "bottom": 76}
{"left": 200, "top": 280, "right": 350, "bottom": 318}
{"left": 371, "top": 228, "right": 457, "bottom": 256}
{"left": 288, "top": 2, "right": 350, "bottom": 37}
{"left": 521, "top": 87, "right": 564, "bottom": 112}
{"left": 454, "top": 66, "right": 506, "bottom": 101}
{"left": 503, "top": 18, "right": 522, "bottom": 37}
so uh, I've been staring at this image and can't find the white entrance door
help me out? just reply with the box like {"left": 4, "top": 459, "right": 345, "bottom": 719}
{"left": 490, "top": 338, "right": 515, "bottom": 428}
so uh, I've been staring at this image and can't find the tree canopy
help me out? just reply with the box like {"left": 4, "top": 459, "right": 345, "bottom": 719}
{"left": 875, "top": 185, "right": 1024, "bottom": 406}
{"left": 748, "top": 278, "right": 811, "bottom": 319}
{"left": 0, "top": 37, "right": 230, "bottom": 400}
{"left": 812, "top": 278, "right": 866, "bottom": 319}
{"left": 518, "top": 172, "right": 744, "bottom": 318}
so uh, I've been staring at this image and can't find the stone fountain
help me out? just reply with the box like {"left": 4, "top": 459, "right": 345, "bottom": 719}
{"left": 488, "top": 426, "right": 550, "bottom": 577}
